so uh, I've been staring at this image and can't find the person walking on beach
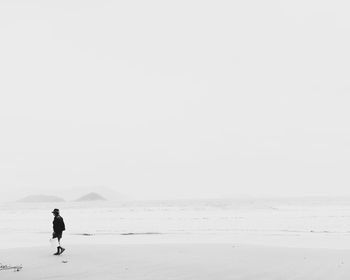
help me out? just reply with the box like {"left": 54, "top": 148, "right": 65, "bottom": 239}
{"left": 52, "top": 208, "right": 66, "bottom": 255}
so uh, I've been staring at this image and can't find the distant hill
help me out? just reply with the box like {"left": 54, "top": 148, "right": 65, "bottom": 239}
{"left": 75, "top": 192, "right": 107, "bottom": 202}
{"left": 54, "top": 186, "right": 127, "bottom": 201}
{"left": 18, "top": 195, "right": 65, "bottom": 203}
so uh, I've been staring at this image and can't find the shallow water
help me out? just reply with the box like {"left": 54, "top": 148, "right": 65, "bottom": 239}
{"left": 1, "top": 198, "right": 350, "bottom": 249}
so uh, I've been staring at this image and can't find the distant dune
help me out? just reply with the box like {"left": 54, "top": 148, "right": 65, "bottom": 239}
{"left": 75, "top": 192, "right": 106, "bottom": 202}
{"left": 18, "top": 195, "right": 65, "bottom": 203}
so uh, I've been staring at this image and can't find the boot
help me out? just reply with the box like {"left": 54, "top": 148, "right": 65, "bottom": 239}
{"left": 59, "top": 246, "right": 65, "bottom": 255}
{"left": 53, "top": 247, "right": 60, "bottom": 255}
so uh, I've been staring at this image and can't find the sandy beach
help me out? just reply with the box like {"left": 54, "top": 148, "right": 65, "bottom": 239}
{"left": 1, "top": 243, "right": 350, "bottom": 279}
{"left": 2, "top": 199, "right": 350, "bottom": 279}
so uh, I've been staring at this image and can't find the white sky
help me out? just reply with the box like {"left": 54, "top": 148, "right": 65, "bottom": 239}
{"left": 1, "top": 0, "right": 350, "bottom": 201}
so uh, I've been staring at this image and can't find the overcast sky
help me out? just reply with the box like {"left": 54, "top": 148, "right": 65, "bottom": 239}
{"left": 0, "top": 0, "right": 350, "bottom": 201}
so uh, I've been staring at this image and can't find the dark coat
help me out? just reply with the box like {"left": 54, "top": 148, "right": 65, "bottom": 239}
{"left": 53, "top": 215, "right": 66, "bottom": 233}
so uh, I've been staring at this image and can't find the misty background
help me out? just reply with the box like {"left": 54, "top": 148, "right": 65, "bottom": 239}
{"left": 1, "top": 0, "right": 350, "bottom": 202}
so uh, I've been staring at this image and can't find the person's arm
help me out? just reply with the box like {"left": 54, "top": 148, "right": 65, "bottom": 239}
{"left": 52, "top": 218, "right": 58, "bottom": 237}
{"left": 53, "top": 218, "right": 58, "bottom": 233}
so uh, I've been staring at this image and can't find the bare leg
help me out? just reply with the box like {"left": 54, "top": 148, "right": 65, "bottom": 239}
{"left": 58, "top": 237, "right": 65, "bottom": 255}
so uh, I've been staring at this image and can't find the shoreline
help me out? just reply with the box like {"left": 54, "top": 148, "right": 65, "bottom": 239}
{"left": 1, "top": 243, "right": 350, "bottom": 279}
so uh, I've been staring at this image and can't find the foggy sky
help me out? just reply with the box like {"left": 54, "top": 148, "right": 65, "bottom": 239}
{"left": 1, "top": 0, "right": 350, "bottom": 201}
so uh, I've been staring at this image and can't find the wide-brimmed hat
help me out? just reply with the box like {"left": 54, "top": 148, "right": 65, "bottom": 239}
{"left": 52, "top": 208, "right": 59, "bottom": 214}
